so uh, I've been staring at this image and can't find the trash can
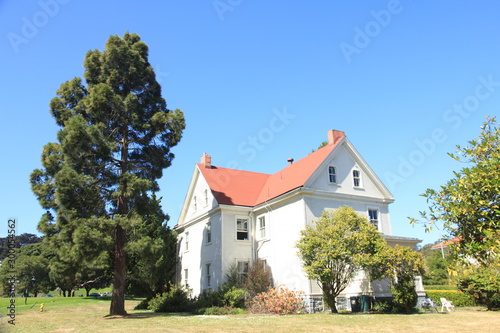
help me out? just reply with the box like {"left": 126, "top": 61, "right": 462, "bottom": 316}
{"left": 350, "top": 296, "right": 360, "bottom": 312}
{"left": 360, "top": 295, "right": 371, "bottom": 312}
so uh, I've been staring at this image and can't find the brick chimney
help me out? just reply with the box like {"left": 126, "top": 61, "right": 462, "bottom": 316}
{"left": 327, "top": 129, "right": 345, "bottom": 145}
{"left": 201, "top": 152, "right": 212, "bottom": 168}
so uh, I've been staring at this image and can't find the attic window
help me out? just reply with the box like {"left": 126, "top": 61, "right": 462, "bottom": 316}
{"left": 328, "top": 166, "right": 337, "bottom": 184}
{"left": 353, "top": 170, "right": 361, "bottom": 187}
{"left": 236, "top": 218, "right": 249, "bottom": 240}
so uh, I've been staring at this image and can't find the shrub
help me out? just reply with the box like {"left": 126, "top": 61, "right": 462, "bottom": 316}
{"left": 247, "top": 286, "right": 305, "bottom": 315}
{"left": 148, "top": 286, "right": 195, "bottom": 312}
{"left": 134, "top": 299, "right": 149, "bottom": 310}
{"left": 244, "top": 260, "right": 273, "bottom": 297}
{"left": 224, "top": 287, "right": 247, "bottom": 308}
{"left": 372, "top": 300, "right": 401, "bottom": 314}
{"left": 426, "top": 290, "right": 476, "bottom": 307}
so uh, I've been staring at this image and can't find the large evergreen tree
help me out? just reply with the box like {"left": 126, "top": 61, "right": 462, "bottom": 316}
{"left": 31, "top": 32, "right": 185, "bottom": 315}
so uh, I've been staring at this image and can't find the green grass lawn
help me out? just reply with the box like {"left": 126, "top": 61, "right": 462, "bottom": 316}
{"left": 1, "top": 297, "right": 499, "bottom": 333}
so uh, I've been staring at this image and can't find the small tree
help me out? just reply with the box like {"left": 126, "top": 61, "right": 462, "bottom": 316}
{"left": 296, "top": 206, "right": 386, "bottom": 313}
{"left": 244, "top": 260, "right": 273, "bottom": 297}
{"left": 375, "top": 245, "right": 425, "bottom": 313}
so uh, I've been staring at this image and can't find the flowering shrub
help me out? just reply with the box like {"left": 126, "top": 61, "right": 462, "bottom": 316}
{"left": 247, "top": 286, "right": 305, "bottom": 315}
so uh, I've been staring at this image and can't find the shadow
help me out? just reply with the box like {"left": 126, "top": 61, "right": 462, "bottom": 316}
{"left": 104, "top": 311, "right": 196, "bottom": 320}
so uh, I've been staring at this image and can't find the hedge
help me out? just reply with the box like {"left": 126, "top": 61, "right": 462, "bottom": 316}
{"left": 426, "top": 290, "right": 477, "bottom": 307}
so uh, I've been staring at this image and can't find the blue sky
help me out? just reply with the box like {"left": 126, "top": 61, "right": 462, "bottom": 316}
{"left": 1, "top": 0, "right": 500, "bottom": 246}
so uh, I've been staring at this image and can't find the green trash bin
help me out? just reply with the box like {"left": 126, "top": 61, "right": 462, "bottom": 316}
{"left": 360, "top": 295, "right": 371, "bottom": 312}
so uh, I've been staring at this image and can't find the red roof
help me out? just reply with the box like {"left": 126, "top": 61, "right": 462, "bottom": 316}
{"left": 431, "top": 237, "right": 461, "bottom": 249}
{"left": 198, "top": 130, "right": 345, "bottom": 207}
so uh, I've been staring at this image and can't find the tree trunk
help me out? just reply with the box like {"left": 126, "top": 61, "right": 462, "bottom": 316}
{"left": 110, "top": 224, "right": 127, "bottom": 316}
{"left": 322, "top": 283, "right": 339, "bottom": 313}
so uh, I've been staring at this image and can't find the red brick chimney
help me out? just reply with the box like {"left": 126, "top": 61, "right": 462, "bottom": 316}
{"left": 327, "top": 129, "right": 345, "bottom": 145}
{"left": 201, "top": 152, "right": 212, "bottom": 168}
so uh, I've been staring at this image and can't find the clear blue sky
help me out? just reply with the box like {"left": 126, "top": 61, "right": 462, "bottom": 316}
{"left": 1, "top": 0, "right": 500, "bottom": 246}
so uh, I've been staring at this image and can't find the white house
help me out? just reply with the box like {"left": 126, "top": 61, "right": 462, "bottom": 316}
{"left": 175, "top": 129, "right": 423, "bottom": 311}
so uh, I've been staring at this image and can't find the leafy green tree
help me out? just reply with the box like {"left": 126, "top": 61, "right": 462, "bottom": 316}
{"left": 417, "top": 241, "right": 451, "bottom": 286}
{"left": 30, "top": 32, "right": 185, "bottom": 315}
{"left": 0, "top": 233, "right": 42, "bottom": 261}
{"left": 458, "top": 261, "right": 500, "bottom": 310}
{"left": 374, "top": 245, "right": 425, "bottom": 313}
{"left": 0, "top": 243, "right": 54, "bottom": 298}
{"left": 411, "top": 117, "right": 500, "bottom": 265}
{"left": 411, "top": 117, "right": 500, "bottom": 308}
{"left": 296, "top": 206, "right": 386, "bottom": 313}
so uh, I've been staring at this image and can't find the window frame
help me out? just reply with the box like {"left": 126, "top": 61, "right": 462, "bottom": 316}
{"left": 206, "top": 221, "right": 212, "bottom": 244}
{"left": 328, "top": 166, "right": 337, "bottom": 184}
{"left": 206, "top": 263, "right": 211, "bottom": 288}
{"left": 352, "top": 169, "right": 361, "bottom": 188}
{"left": 236, "top": 217, "right": 249, "bottom": 241}
{"left": 258, "top": 216, "right": 267, "bottom": 239}
{"left": 185, "top": 231, "right": 189, "bottom": 252}
{"left": 368, "top": 208, "right": 379, "bottom": 230}
{"left": 237, "top": 261, "right": 249, "bottom": 283}
{"left": 184, "top": 268, "right": 189, "bottom": 287}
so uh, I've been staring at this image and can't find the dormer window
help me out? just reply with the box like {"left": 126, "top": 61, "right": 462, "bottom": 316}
{"left": 353, "top": 170, "right": 361, "bottom": 187}
{"left": 328, "top": 166, "right": 337, "bottom": 184}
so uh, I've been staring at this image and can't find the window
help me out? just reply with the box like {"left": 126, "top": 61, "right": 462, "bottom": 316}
{"left": 204, "top": 189, "right": 208, "bottom": 206}
{"left": 258, "top": 216, "right": 266, "bottom": 239}
{"left": 184, "top": 269, "right": 189, "bottom": 287}
{"left": 237, "top": 261, "right": 249, "bottom": 283}
{"left": 193, "top": 196, "right": 197, "bottom": 211}
{"left": 206, "top": 263, "right": 211, "bottom": 288}
{"left": 353, "top": 170, "right": 361, "bottom": 187}
{"left": 368, "top": 209, "right": 379, "bottom": 229}
{"left": 185, "top": 232, "right": 189, "bottom": 251}
{"left": 328, "top": 166, "right": 337, "bottom": 184}
{"left": 236, "top": 218, "right": 249, "bottom": 240}
{"left": 206, "top": 221, "right": 212, "bottom": 244}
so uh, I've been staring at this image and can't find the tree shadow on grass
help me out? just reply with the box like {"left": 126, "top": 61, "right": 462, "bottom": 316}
{"left": 104, "top": 312, "right": 196, "bottom": 320}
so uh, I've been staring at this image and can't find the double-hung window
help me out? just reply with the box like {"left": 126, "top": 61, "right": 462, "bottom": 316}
{"left": 258, "top": 216, "right": 266, "bottom": 239}
{"left": 236, "top": 218, "right": 249, "bottom": 240}
{"left": 206, "top": 263, "right": 211, "bottom": 288}
{"left": 237, "top": 261, "right": 249, "bottom": 283}
{"left": 328, "top": 166, "right": 337, "bottom": 184}
{"left": 184, "top": 269, "right": 189, "bottom": 287}
{"left": 368, "top": 209, "right": 379, "bottom": 229}
{"left": 353, "top": 170, "right": 361, "bottom": 187}
{"left": 206, "top": 221, "right": 212, "bottom": 244}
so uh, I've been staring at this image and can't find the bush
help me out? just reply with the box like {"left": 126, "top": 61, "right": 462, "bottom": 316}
{"left": 426, "top": 290, "right": 476, "bottom": 307}
{"left": 224, "top": 287, "right": 247, "bottom": 308}
{"left": 372, "top": 300, "right": 402, "bottom": 314}
{"left": 148, "top": 286, "right": 195, "bottom": 312}
{"left": 134, "top": 299, "right": 149, "bottom": 310}
{"left": 247, "top": 286, "right": 305, "bottom": 315}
